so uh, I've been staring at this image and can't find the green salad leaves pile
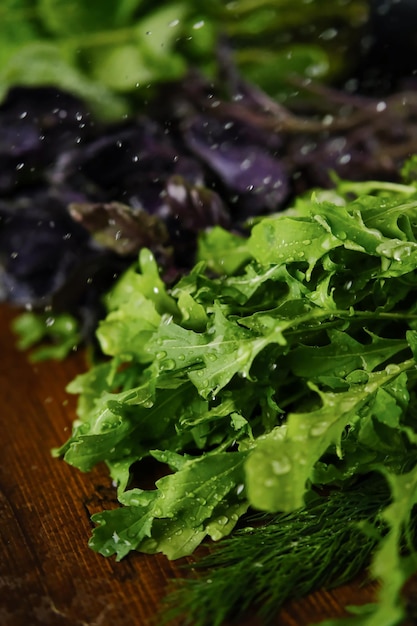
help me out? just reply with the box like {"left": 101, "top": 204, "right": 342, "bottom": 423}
{"left": 54, "top": 174, "right": 417, "bottom": 624}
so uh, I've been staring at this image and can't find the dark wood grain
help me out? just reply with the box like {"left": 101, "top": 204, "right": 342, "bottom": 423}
{"left": 0, "top": 303, "right": 396, "bottom": 626}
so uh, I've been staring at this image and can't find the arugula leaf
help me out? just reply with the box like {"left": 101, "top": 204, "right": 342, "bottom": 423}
{"left": 246, "top": 358, "right": 415, "bottom": 512}
{"left": 90, "top": 451, "right": 248, "bottom": 560}
{"left": 89, "top": 499, "right": 155, "bottom": 561}
{"left": 12, "top": 311, "right": 80, "bottom": 361}
{"left": 288, "top": 330, "right": 408, "bottom": 381}
{"left": 248, "top": 214, "right": 341, "bottom": 275}
{"left": 196, "top": 226, "right": 252, "bottom": 275}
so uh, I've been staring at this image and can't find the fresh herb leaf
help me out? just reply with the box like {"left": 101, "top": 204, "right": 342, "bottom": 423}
{"left": 12, "top": 310, "right": 80, "bottom": 360}
{"left": 90, "top": 451, "right": 248, "bottom": 560}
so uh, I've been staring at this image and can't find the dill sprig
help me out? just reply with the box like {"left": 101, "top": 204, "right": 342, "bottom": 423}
{"left": 160, "top": 474, "right": 390, "bottom": 626}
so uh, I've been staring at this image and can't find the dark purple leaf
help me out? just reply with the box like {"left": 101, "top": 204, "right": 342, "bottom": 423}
{"left": 69, "top": 200, "right": 170, "bottom": 256}
{"left": 0, "top": 87, "right": 96, "bottom": 194}
{"left": 183, "top": 115, "right": 289, "bottom": 214}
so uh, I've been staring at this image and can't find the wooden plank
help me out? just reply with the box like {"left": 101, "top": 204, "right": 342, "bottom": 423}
{"left": 0, "top": 303, "right": 387, "bottom": 626}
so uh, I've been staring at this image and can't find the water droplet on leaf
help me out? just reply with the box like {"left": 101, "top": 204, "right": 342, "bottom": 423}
{"left": 271, "top": 456, "right": 291, "bottom": 475}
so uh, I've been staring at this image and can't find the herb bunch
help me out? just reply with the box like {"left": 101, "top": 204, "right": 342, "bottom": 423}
{"left": 160, "top": 474, "right": 390, "bottom": 626}
{"left": 56, "top": 175, "right": 417, "bottom": 625}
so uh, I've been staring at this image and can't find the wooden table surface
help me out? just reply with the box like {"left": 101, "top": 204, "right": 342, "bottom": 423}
{"left": 0, "top": 302, "right": 403, "bottom": 626}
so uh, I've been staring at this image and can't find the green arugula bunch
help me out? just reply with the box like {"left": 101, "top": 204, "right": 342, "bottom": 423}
{"left": 56, "top": 175, "right": 417, "bottom": 625}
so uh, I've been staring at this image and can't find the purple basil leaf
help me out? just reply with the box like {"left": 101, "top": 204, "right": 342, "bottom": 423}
{"left": 0, "top": 190, "right": 91, "bottom": 305}
{"left": 69, "top": 200, "right": 170, "bottom": 256}
{"left": 183, "top": 115, "right": 289, "bottom": 215}
{"left": 50, "top": 120, "right": 206, "bottom": 214}
{"left": 164, "top": 175, "right": 230, "bottom": 231}
{"left": 0, "top": 87, "right": 95, "bottom": 194}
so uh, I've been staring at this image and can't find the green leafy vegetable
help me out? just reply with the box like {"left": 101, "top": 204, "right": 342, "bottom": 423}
{"left": 56, "top": 176, "right": 417, "bottom": 625}
{"left": 12, "top": 311, "right": 80, "bottom": 361}
{"left": 160, "top": 474, "right": 390, "bottom": 626}
{"left": 0, "top": 0, "right": 369, "bottom": 118}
